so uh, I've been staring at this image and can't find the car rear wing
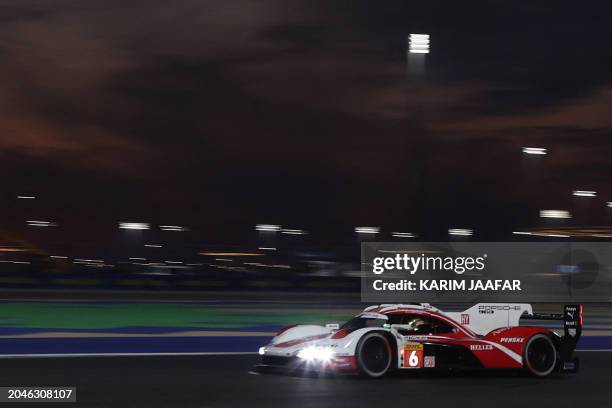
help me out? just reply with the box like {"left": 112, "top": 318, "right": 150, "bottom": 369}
{"left": 521, "top": 304, "right": 582, "bottom": 371}
{"left": 446, "top": 303, "right": 533, "bottom": 336}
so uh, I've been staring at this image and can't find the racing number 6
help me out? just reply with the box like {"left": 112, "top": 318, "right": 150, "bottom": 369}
{"left": 403, "top": 344, "right": 424, "bottom": 369}
{"left": 408, "top": 350, "right": 419, "bottom": 367}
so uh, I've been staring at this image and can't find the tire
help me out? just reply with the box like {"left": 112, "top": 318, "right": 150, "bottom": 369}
{"left": 523, "top": 334, "right": 558, "bottom": 377}
{"left": 355, "top": 332, "right": 393, "bottom": 378}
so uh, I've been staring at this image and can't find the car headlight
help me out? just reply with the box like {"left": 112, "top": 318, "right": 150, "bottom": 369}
{"left": 297, "top": 346, "right": 333, "bottom": 362}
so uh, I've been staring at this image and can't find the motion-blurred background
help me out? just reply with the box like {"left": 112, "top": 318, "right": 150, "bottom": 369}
{"left": 1, "top": 0, "right": 612, "bottom": 354}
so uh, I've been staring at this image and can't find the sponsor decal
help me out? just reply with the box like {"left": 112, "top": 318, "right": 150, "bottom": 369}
{"left": 424, "top": 356, "right": 436, "bottom": 368}
{"left": 404, "top": 335, "right": 428, "bottom": 341}
{"left": 333, "top": 357, "right": 355, "bottom": 368}
{"left": 500, "top": 337, "right": 524, "bottom": 343}
{"left": 568, "top": 328, "right": 577, "bottom": 337}
{"left": 470, "top": 344, "right": 494, "bottom": 351}
{"left": 461, "top": 314, "right": 470, "bottom": 325}
{"left": 402, "top": 343, "right": 424, "bottom": 369}
{"left": 478, "top": 305, "right": 522, "bottom": 314}
{"left": 404, "top": 343, "right": 424, "bottom": 351}
{"left": 565, "top": 305, "right": 579, "bottom": 326}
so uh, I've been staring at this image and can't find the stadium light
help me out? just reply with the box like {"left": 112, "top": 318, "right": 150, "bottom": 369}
{"left": 409, "top": 34, "right": 430, "bottom": 54}
{"left": 160, "top": 225, "right": 187, "bottom": 232}
{"left": 522, "top": 147, "right": 547, "bottom": 155}
{"left": 391, "top": 232, "right": 416, "bottom": 238}
{"left": 255, "top": 224, "right": 281, "bottom": 232}
{"left": 199, "top": 251, "right": 262, "bottom": 256}
{"left": 532, "top": 233, "right": 570, "bottom": 238}
{"left": 355, "top": 227, "right": 380, "bottom": 234}
{"left": 540, "top": 210, "right": 572, "bottom": 219}
{"left": 17, "top": 195, "right": 36, "bottom": 199}
{"left": 573, "top": 190, "right": 596, "bottom": 197}
{"left": 607, "top": 202, "right": 612, "bottom": 208}
{"left": 119, "top": 222, "right": 150, "bottom": 230}
{"left": 449, "top": 228, "right": 473, "bottom": 236}
{"left": 26, "top": 220, "right": 56, "bottom": 227}
{"left": 281, "top": 229, "right": 307, "bottom": 235}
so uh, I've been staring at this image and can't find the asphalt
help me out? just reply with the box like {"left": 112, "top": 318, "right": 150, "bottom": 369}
{"left": 0, "top": 353, "right": 609, "bottom": 408}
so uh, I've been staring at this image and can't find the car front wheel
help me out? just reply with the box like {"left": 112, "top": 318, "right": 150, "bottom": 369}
{"left": 355, "top": 332, "right": 392, "bottom": 378}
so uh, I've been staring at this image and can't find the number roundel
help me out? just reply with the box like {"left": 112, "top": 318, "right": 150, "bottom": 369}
{"left": 408, "top": 350, "right": 420, "bottom": 367}
{"left": 403, "top": 344, "right": 423, "bottom": 368}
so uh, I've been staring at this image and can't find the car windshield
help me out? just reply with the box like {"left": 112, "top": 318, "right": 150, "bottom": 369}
{"left": 340, "top": 317, "right": 387, "bottom": 331}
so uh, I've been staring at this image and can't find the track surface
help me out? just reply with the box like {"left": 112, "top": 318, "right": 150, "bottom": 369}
{"left": 0, "top": 353, "right": 609, "bottom": 408}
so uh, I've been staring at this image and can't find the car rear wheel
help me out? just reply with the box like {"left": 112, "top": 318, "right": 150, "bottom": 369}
{"left": 523, "top": 334, "right": 557, "bottom": 377}
{"left": 355, "top": 332, "right": 392, "bottom": 378}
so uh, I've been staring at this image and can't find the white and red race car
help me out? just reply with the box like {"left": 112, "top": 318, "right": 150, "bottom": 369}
{"left": 256, "top": 303, "right": 582, "bottom": 378}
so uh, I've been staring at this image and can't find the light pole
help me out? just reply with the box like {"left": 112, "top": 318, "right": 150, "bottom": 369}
{"left": 407, "top": 34, "right": 429, "bottom": 76}
{"left": 407, "top": 33, "right": 430, "bottom": 238}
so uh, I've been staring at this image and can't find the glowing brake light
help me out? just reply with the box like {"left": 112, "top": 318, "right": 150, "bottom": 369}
{"left": 579, "top": 305, "right": 583, "bottom": 326}
{"left": 275, "top": 324, "right": 297, "bottom": 337}
{"left": 331, "top": 329, "right": 349, "bottom": 339}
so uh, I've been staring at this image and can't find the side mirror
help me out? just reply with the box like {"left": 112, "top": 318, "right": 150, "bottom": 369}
{"left": 325, "top": 323, "right": 340, "bottom": 330}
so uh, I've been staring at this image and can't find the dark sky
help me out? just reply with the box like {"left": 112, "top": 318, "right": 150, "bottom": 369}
{"left": 1, "top": 0, "right": 612, "bottom": 246}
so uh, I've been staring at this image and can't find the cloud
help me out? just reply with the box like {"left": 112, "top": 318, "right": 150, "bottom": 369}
{"left": 432, "top": 86, "right": 612, "bottom": 133}
{"left": 1, "top": 0, "right": 612, "bottom": 237}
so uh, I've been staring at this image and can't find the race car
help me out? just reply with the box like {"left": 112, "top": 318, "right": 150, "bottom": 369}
{"left": 255, "top": 303, "right": 582, "bottom": 378}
